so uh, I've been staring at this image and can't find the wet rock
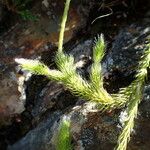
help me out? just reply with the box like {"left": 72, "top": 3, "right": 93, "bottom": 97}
{"left": 3, "top": 4, "right": 150, "bottom": 150}
{"left": 1, "top": 0, "right": 92, "bottom": 54}
{"left": 69, "top": 39, "right": 93, "bottom": 61}
{"left": 6, "top": 38, "right": 94, "bottom": 148}
{"left": 0, "top": 0, "right": 93, "bottom": 127}
{"left": 0, "top": 40, "right": 32, "bottom": 126}
{"left": 103, "top": 24, "right": 150, "bottom": 77}
{"left": 0, "top": 4, "right": 4, "bottom": 22}
{"left": 69, "top": 103, "right": 119, "bottom": 150}
{"left": 30, "top": 39, "right": 93, "bottom": 123}
{"left": 8, "top": 111, "right": 62, "bottom": 150}
{"left": 0, "top": 5, "right": 8, "bottom": 34}
{"left": 69, "top": 39, "right": 93, "bottom": 77}
{"left": 128, "top": 84, "right": 150, "bottom": 150}
{"left": 8, "top": 83, "right": 150, "bottom": 150}
{"left": 0, "top": 62, "right": 25, "bottom": 126}
{"left": 8, "top": 102, "right": 120, "bottom": 150}
{"left": 141, "top": 84, "right": 150, "bottom": 118}
{"left": 31, "top": 81, "right": 78, "bottom": 123}
{"left": 10, "top": 32, "right": 150, "bottom": 149}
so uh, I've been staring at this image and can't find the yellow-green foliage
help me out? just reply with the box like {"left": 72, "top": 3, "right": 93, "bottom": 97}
{"left": 56, "top": 117, "right": 72, "bottom": 150}
{"left": 15, "top": 0, "right": 150, "bottom": 149}
{"left": 115, "top": 42, "right": 150, "bottom": 150}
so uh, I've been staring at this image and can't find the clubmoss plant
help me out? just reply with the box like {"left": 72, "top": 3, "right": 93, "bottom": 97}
{"left": 115, "top": 42, "right": 150, "bottom": 150}
{"left": 15, "top": 0, "right": 150, "bottom": 149}
{"left": 56, "top": 116, "right": 72, "bottom": 150}
{"left": 15, "top": 0, "right": 126, "bottom": 111}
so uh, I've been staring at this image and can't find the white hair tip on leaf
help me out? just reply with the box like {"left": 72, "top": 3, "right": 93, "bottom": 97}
{"left": 15, "top": 58, "right": 40, "bottom": 66}
{"left": 15, "top": 58, "right": 27, "bottom": 64}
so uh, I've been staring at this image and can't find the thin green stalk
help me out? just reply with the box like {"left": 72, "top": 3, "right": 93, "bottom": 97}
{"left": 58, "top": 0, "right": 71, "bottom": 53}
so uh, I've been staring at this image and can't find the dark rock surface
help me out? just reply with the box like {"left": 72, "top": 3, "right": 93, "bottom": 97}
{"left": 7, "top": 87, "right": 150, "bottom": 150}
{"left": 0, "top": 0, "right": 91, "bottom": 127}
{"left": 1, "top": 1, "right": 150, "bottom": 150}
{"left": 27, "top": 39, "right": 93, "bottom": 124}
{"left": 8, "top": 111, "right": 62, "bottom": 150}
{"left": 128, "top": 84, "right": 150, "bottom": 150}
{"left": 0, "top": 57, "right": 25, "bottom": 126}
{"left": 7, "top": 22, "right": 150, "bottom": 149}
{"left": 7, "top": 84, "right": 150, "bottom": 150}
{"left": 103, "top": 24, "right": 150, "bottom": 77}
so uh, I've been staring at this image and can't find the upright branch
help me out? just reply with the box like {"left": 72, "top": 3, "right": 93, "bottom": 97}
{"left": 15, "top": 0, "right": 126, "bottom": 110}
{"left": 90, "top": 34, "right": 105, "bottom": 89}
{"left": 58, "top": 0, "right": 71, "bottom": 53}
{"left": 14, "top": 0, "right": 150, "bottom": 149}
{"left": 116, "top": 42, "right": 150, "bottom": 150}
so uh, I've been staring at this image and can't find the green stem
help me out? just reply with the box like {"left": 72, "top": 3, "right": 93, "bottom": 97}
{"left": 115, "top": 42, "right": 150, "bottom": 150}
{"left": 115, "top": 83, "right": 142, "bottom": 150}
{"left": 58, "top": 0, "right": 71, "bottom": 53}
